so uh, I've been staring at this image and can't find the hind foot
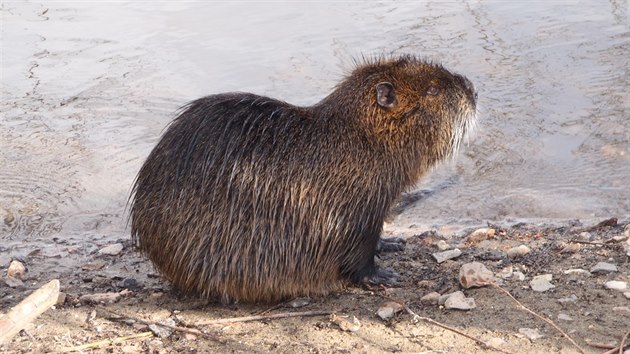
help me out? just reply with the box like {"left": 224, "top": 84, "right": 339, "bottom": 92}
{"left": 363, "top": 268, "right": 399, "bottom": 286}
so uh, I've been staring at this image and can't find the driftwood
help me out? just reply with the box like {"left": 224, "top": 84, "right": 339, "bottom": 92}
{"left": 0, "top": 279, "right": 60, "bottom": 344}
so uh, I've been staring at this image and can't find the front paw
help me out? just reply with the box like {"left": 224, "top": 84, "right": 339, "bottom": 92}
{"left": 377, "top": 237, "right": 406, "bottom": 253}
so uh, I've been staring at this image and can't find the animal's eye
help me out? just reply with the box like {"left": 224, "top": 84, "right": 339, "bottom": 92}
{"left": 427, "top": 86, "right": 440, "bottom": 96}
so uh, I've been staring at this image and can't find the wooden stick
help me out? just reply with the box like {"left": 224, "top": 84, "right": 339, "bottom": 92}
{"left": 196, "top": 310, "right": 333, "bottom": 325}
{"left": 0, "top": 279, "right": 60, "bottom": 345}
{"left": 619, "top": 329, "right": 630, "bottom": 354}
{"left": 493, "top": 285, "right": 587, "bottom": 354}
{"left": 60, "top": 331, "right": 152, "bottom": 352}
{"left": 98, "top": 307, "right": 205, "bottom": 337}
{"left": 382, "top": 296, "right": 514, "bottom": 354}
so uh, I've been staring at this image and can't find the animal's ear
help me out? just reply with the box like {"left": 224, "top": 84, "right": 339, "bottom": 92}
{"left": 376, "top": 82, "right": 396, "bottom": 108}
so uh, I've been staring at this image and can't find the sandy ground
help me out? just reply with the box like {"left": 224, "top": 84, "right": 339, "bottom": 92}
{"left": 1, "top": 218, "right": 629, "bottom": 353}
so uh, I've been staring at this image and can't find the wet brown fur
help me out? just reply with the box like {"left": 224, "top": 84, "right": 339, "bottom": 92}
{"left": 130, "top": 55, "right": 477, "bottom": 303}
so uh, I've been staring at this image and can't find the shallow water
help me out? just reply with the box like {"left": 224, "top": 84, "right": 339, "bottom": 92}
{"left": 1, "top": 1, "right": 629, "bottom": 246}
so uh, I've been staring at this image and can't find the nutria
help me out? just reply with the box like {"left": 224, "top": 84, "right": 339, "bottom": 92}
{"left": 130, "top": 55, "right": 477, "bottom": 303}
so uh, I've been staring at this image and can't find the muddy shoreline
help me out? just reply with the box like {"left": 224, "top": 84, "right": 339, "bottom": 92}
{"left": 2, "top": 218, "right": 629, "bottom": 353}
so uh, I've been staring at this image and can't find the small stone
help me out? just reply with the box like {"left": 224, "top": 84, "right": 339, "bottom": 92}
{"left": 497, "top": 265, "right": 513, "bottom": 279}
{"left": 624, "top": 292, "right": 630, "bottom": 299}
{"left": 563, "top": 269, "right": 591, "bottom": 276}
{"left": 332, "top": 315, "right": 361, "bottom": 332}
{"left": 459, "top": 262, "right": 495, "bottom": 288}
{"left": 436, "top": 240, "right": 451, "bottom": 251}
{"left": 7, "top": 260, "right": 27, "bottom": 280}
{"left": 376, "top": 301, "right": 404, "bottom": 320}
{"left": 82, "top": 261, "right": 106, "bottom": 271}
{"left": 122, "top": 278, "right": 140, "bottom": 290}
{"left": 288, "top": 297, "right": 311, "bottom": 308}
{"left": 438, "top": 293, "right": 450, "bottom": 306}
{"left": 420, "top": 292, "right": 441, "bottom": 305}
{"left": 557, "top": 313, "right": 573, "bottom": 321}
{"left": 590, "top": 262, "right": 618, "bottom": 274}
{"left": 578, "top": 232, "right": 592, "bottom": 241}
{"left": 487, "top": 337, "right": 506, "bottom": 348}
{"left": 512, "top": 271, "right": 526, "bottom": 281}
{"left": 558, "top": 294, "right": 578, "bottom": 303}
{"left": 149, "top": 318, "right": 176, "bottom": 338}
{"left": 98, "top": 243, "right": 124, "bottom": 256}
{"left": 613, "top": 306, "right": 630, "bottom": 315}
{"left": 4, "top": 276, "right": 24, "bottom": 288}
{"left": 444, "top": 291, "right": 476, "bottom": 310}
{"left": 624, "top": 224, "right": 630, "bottom": 238}
{"left": 57, "top": 292, "right": 67, "bottom": 305}
{"left": 519, "top": 327, "right": 544, "bottom": 341}
{"left": 432, "top": 248, "right": 462, "bottom": 263}
{"left": 465, "top": 228, "right": 496, "bottom": 244}
{"left": 507, "top": 245, "right": 530, "bottom": 258}
{"left": 604, "top": 280, "right": 627, "bottom": 291}
{"left": 530, "top": 274, "right": 555, "bottom": 292}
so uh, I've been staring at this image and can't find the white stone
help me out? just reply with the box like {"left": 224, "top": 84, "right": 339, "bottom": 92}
{"left": 604, "top": 280, "right": 627, "bottom": 291}
{"left": 436, "top": 240, "right": 451, "bottom": 251}
{"left": 563, "top": 268, "right": 591, "bottom": 276}
{"left": 432, "top": 248, "right": 462, "bottom": 263}
{"left": 444, "top": 291, "right": 476, "bottom": 310}
{"left": 519, "top": 327, "right": 544, "bottom": 341}
{"left": 558, "top": 294, "right": 578, "bottom": 303}
{"left": 98, "top": 243, "right": 124, "bottom": 256}
{"left": 530, "top": 274, "right": 555, "bottom": 292}
{"left": 557, "top": 313, "right": 573, "bottom": 321}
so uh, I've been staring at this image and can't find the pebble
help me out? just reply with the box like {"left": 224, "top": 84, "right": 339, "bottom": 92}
{"left": 519, "top": 327, "right": 544, "bottom": 341}
{"left": 604, "top": 280, "right": 627, "bottom": 291}
{"left": 444, "top": 291, "right": 476, "bottom": 310}
{"left": 578, "top": 232, "right": 592, "bottom": 241}
{"left": 332, "top": 315, "right": 361, "bottom": 332}
{"left": 487, "top": 337, "right": 506, "bottom": 348}
{"left": 530, "top": 274, "right": 555, "bottom": 292}
{"left": 624, "top": 292, "right": 630, "bottom": 299}
{"left": 557, "top": 313, "right": 573, "bottom": 321}
{"left": 420, "top": 292, "right": 441, "bottom": 305}
{"left": 590, "top": 262, "right": 618, "bottom": 274}
{"left": 459, "top": 262, "right": 495, "bottom": 288}
{"left": 465, "top": 228, "right": 496, "bottom": 244}
{"left": 563, "top": 268, "right": 591, "bottom": 276}
{"left": 149, "top": 318, "right": 176, "bottom": 338}
{"left": 436, "top": 240, "right": 451, "bottom": 251}
{"left": 7, "top": 260, "right": 27, "bottom": 280}
{"left": 507, "top": 245, "right": 530, "bottom": 258}
{"left": 613, "top": 306, "right": 630, "bottom": 315}
{"left": 5, "top": 276, "right": 24, "bottom": 288}
{"left": 376, "top": 301, "right": 404, "bottom": 320}
{"left": 625, "top": 224, "right": 630, "bottom": 238}
{"left": 288, "top": 297, "right": 311, "bottom": 308}
{"left": 432, "top": 248, "right": 462, "bottom": 263}
{"left": 558, "top": 294, "right": 578, "bottom": 303}
{"left": 98, "top": 243, "right": 124, "bottom": 256}
{"left": 512, "top": 271, "right": 526, "bottom": 281}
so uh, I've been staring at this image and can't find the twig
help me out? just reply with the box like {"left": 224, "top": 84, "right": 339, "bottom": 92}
{"left": 493, "top": 285, "right": 587, "bottom": 354}
{"left": 97, "top": 307, "right": 208, "bottom": 338}
{"left": 621, "top": 329, "right": 630, "bottom": 354}
{"left": 382, "top": 296, "right": 514, "bottom": 354}
{"left": 60, "top": 332, "right": 152, "bottom": 352}
{"left": 0, "top": 279, "right": 60, "bottom": 345}
{"left": 196, "top": 310, "right": 332, "bottom": 325}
